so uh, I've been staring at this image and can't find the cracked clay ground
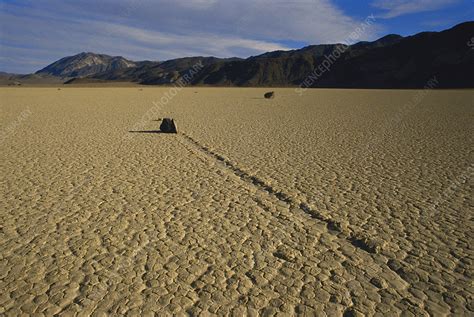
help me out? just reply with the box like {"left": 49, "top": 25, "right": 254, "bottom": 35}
{"left": 0, "top": 87, "right": 472, "bottom": 316}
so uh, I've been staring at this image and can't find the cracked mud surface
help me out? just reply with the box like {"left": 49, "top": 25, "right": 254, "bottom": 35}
{"left": 0, "top": 87, "right": 472, "bottom": 315}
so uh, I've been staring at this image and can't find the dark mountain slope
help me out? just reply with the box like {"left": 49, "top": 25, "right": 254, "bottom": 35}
{"left": 315, "top": 22, "right": 474, "bottom": 88}
{"left": 191, "top": 22, "right": 473, "bottom": 88}
{"left": 192, "top": 45, "right": 343, "bottom": 86}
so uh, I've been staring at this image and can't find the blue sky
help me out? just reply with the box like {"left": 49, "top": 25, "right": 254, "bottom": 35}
{"left": 0, "top": 0, "right": 472, "bottom": 73}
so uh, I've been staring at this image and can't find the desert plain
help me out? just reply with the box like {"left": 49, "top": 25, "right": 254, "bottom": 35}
{"left": 0, "top": 87, "right": 472, "bottom": 316}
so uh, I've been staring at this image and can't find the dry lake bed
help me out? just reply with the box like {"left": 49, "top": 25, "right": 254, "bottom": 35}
{"left": 0, "top": 87, "right": 472, "bottom": 316}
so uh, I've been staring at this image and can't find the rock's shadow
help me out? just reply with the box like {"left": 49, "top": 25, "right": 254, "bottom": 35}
{"left": 128, "top": 130, "right": 163, "bottom": 134}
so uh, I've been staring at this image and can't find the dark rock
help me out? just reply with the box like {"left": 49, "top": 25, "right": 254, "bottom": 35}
{"left": 160, "top": 118, "right": 177, "bottom": 133}
{"left": 264, "top": 91, "right": 275, "bottom": 99}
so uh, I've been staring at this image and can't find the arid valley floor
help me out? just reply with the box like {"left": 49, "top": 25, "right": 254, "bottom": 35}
{"left": 0, "top": 87, "right": 472, "bottom": 316}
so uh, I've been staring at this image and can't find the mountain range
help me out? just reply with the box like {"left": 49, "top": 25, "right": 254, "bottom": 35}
{"left": 2, "top": 21, "right": 473, "bottom": 88}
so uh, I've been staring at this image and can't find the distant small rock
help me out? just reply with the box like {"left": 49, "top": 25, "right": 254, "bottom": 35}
{"left": 264, "top": 91, "right": 275, "bottom": 99}
{"left": 160, "top": 118, "right": 177, "bottom": 133}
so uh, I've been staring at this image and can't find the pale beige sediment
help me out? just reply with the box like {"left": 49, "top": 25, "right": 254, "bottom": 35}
{"left": 0, "top": 87, "right": 472, "bottom": 315}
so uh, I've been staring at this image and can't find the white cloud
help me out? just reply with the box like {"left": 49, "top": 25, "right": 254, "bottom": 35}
{"left": 50, "top": 0, "right": 380, "bottom": 43}
{"left": 173, "top": 0, "right": 219, "bottom": 9}
{"left": 93, "top": 21, "right": 291, "bottom": 57}
{"left": 372, "top": 0, "right": 459, "bottom": 18}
